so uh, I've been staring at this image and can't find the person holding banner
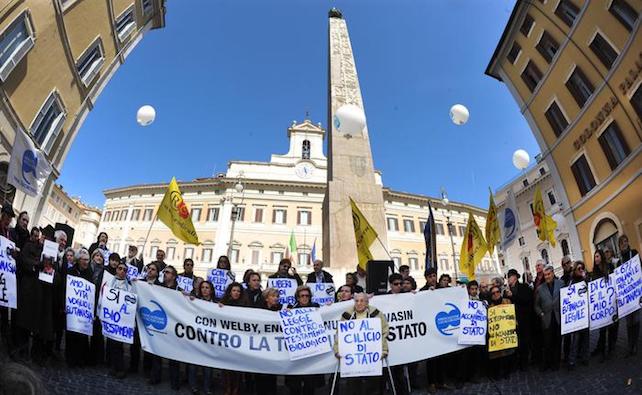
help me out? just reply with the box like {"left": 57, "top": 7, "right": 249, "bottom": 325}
{"left": 504, "top": 269, "right": 533, "bottom": 370}
{"left": 65, "top": 249, "right": 93, "bottom": 367}
{"left": 89, "top": 253, "right": 119, "bottom": 366}
{"left": 9, "top": 211, "right": 29, "bottom": 251}
{"left": 345, "top": 272, "right": 364, "bottom": 294}
{"left": 534, "top": 265, "right": 563, "bottom": 371}
{"left": 461, "top": 281, "right": 485, "bottom": 383}
{"left": 104, "top": 261, "right": 134, "bottom": 378}
{"left": 488, "top": 285, "right": 514, "bottom": 379}
{"left": 122, "top": 245, "right": 144, "bottom": 274}
{"left": 269, "top": 258, "right": 303, "bottom": 286}
{"left": 187, "top": 280, "right": 216, "bottom": 394}
{"left": 88, "top": 232, "right": 108, "bottom": 258}
{"left": 336, "top": 285, "right": 354, "bottom": 302}
{"left": 246, "top": 272, "right": 264, "bottom": 307}
{"left": 144, "top": 262, "right": 162, "bottom": 285}
{"left": 218, "top": 282, "right": 248, "bottom": 395}
{"left": 89, "top": 249, "right": 105, "bottom": 286}
{"left": 252, "top": 288, "right": 284, "bottom": 395}
{"left": 179, "top": 258, "right": 195, "bottom": 280}
{"left": 306, "top": 259, "right": 334, "bottom": 284}
{"left": 619, "top": 234, "right": 640, "bottom": 357}
{"left": 591, "top": 249, "right": 618, "bottom": 362}
{"left": 13, "top": 227, "right": 41, "bottom": 358}
{"left": 566, "top": 261, "right": 589, "bottom": 369}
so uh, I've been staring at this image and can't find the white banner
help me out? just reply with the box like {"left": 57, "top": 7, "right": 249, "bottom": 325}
{"left": 100, "top": 287, "right": 138, "bottom": 344}
{"left": 338, "top": 318, "right": 382, "bottom": 377}
{"left": 588, "top": 275, "right": 617, "bottom": 330}
{"left": 135, "top": 283, "right": 469, "bottom": 374}
{"left": 561, "top": 281, "right": 589, "bottom": 335}
{"left": 208, "top": 269, "right": 233, "bottom": 299}
{"left": 65, "top": 275, "right": 95, "bottom": 336}
{"left": 614, "top": 255, "right": 642, "bottom": 319}
{"left": 267, "top": 278, "right": 297, "bottom": 306}
{"left": 500, "top": 189, "right": 520, "bottom": 248}
{"left": 7, "top": 131, "right": 52, "bottom": 197}
{"left": 311, "top": 282, "right": 335, "bottom": 305}
{"left": 177, "top": 275, "right": 194, "bottom": 294}
{"left": 457, "top": 300, "right": 487, "bottom": 345}
{"left": 280, "top": 308, "right": 330, "bottom": 361}
{"left": 0, "top": 236, "right": 17, "bottom": 309}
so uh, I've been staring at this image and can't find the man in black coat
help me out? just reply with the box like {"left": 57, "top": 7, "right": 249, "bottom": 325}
{"left": 505, "top": 268, "right": 534, "bottom": 370}
{"left": 305, "top": 259, "right": 333, "bottom": 284}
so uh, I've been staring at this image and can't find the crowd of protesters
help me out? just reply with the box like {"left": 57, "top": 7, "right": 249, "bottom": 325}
{"left": 0, "top": 200, "right": 640, "bottom": 394}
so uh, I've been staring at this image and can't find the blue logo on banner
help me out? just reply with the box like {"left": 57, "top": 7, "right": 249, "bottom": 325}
{"left": 503, "top": 208, "right": 516, "bottom": 240}
{"left": 435, "top": 303, "right": 461, "bottom": 336}
{"left": 21, "top": 150, "right": 37, "bottom": 184}
{"left": 139, "top": 300, "right": 167, "bottom": 336}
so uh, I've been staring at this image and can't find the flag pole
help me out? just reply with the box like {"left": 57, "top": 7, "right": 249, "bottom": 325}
{"left": 140, "top": 211, "right": 158, "bottom": 261}
{"left": 374, "top": 234, "right": 397, "bottom": 271}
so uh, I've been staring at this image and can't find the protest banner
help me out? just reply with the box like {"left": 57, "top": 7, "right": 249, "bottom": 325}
{"left": 0, "top": 236, "right": 17, "bottom": 309}
{"left": 208, "top": 269, "right": 233, "bottom": 299}
{"left": 589, "top": 275, "right": 617, "bottom": 330}
{"left": 488, "top": 304, "right": 518, "bottom": 353}
{"left": 311, "top": 282, "right": 335, "bottom": 305}
{"left": 457, "top": 300, "right": 486, "bottom": 345}
{"left": 338, "top": 318, "right": 382, "bottom": 377}
{"left": 267, "top": 278, "right": 297, "bottom": 306}
{"left": 135, "top": 283, "right": 469, "bottom": 374}
{"left": 280, "top": 307, "right": 331, "bottom": 361}
{"left": 126, "top": 264, "right": 140, "bottom": 281}
{"left": 614, "top": 255, "right": 642, "bottom": 319}
{"left": 65, "top": 275, "right": 95, "bottom": 336}
{"left": 177, "top": 275, "right": 194, "bottom": 294}
{"left": 100, "top": 287, "right": 138, "bottom": 344}
{"left": 561, "top": 281, "right": 589, "bottom": 335}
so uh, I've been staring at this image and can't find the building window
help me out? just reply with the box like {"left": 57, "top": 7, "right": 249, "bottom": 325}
{"left": 150, "top": 245, "right": 158, "bottom": 258}
{"left": 143, "top": 208, "right": 153, "bottom": 221}
{"left": 435, "top": 223, "right": 445, "bottom": 235}
{"left": 566, "top": 67, "right": 594, "bottom": 108}
{"left": 231, "top": 249, "right": 239, "bottom": 264}
{"left": 609, "top": 0, "right": 638, "bottom": 32}
{"left": 440, "top": 258, "right": 449, "bottom": 271}
{"left": 30, "top": 92, "right": 66, "bottom": 155}
{"left": 201, "top": 248, "right": 212, "bottom": 263}
{"left": 206, "top": 207, "right": 219, "bottom": 222}
{"left": 273, "top": 209, "right": 287, "bottom": 224}
{"left": 387, "top": 217, "right": 399, "bottom": 231}
{"left": 166, "top": 246, "right": 175, "bottom": 260}
{"left": 539, "top": 167, "right": 546, "bottom": 176}
{"left": 113, "top": 243, "right": 120, "bottom": 255}
{"left": 403, "top": 219, "right": 415, "bottom": 233}
{"left": 449, "top": 224, "right": 458, "bottom": 237}
{"left": 561, "top": 239, "right": 570, "bottom": 256}
{"left": 518, "top": 236, "right": 525, "bottom": 246}
{"left": 231, "top": 206, "right": 245, "bottom": 221}
{"left": 271, "top": 251, "right": 283, "bottom": 264}
{"left": 632, "top": 84, "right": 642, "bottom": 121}
{"left": 131, "top": 209, "right": 140, "bottom": 221}
{"left": 0, "top": 11, "right": 35, "bottom": 82}
{"left": 522, "top": 256, "right": 530, "bottom": 271}
{"left": 254, "top": 207, "right": 263, "bottom": 223}
{"left": 251, "top": 250, "right": 260, "bottom": 265}
{"left": 536, "top": 31, "right": 559, "bottom": 63}
{"left": 544, "top": 101, "right": 569, "bottom": 137}
{"left": 458, "top": 225, "right": 466, "bottom": 237}
{"left": 297, "top": 210, "right": 311, "bottom": 225}
{"left": 590, "top": 32, "right": 618, "bottom": 70}
{"left": 298, "top": 253, "right": 310, "bottom": 266}
{"left": 507, "top": 42, "right": 521, "bottom": 64}
{"left": 191, "top": 208, "right": 201, "bottom": 222}
{"left": 523, "top": 179, "right": 529, "bottom": 187}
{"left": 409, "top": 257, "right": 419, "bottom": 271}
{"left": 76, "top": 39, "right": 105, "bottom": 86}
{"left": 115, "top": 7, "right": 136, "bottom": 42}
{"left": 541, "top": 249, "right": 550, "bottom": 264}
{"left": 555, "top": 0, "right": 580, "bottom": 27}
{"left": 547, "top": 191, "right": 557, "bottom": 205}
{"left": 184, "top": 248, "right": 194, "bottom": 260}
{"left": 302, "top": 140, "right": 311, "bottom": 159}
{"left": 392, "top": 256, "right": 402, "bottom": 267}
{"left": 419, "top": 221, "right": 426, "bottom": 232}
{"left": 520, "top": 14, "right": 534, "bottom": 36}
{"left": 571, "top": 155, "right": 597, "bottom": 196}
{"left": 598, "top": 121, "right": 631, "bottom": 170}
{"left": 120, "top": 209, "right": 128, "bottom": 221}
{"left": 142, "top": 0, "right": 154, "bottom": 16}
{"left": 521, "top": 61, "right": 543, "bottom": 92}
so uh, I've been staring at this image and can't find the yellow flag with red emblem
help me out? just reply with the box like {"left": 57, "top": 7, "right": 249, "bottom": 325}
{"left": 157, "top": 177, "right": 200, "bottom": 245}
{"left": 459, "top": 212, "right": 487, "bottom": 280}
{"left": 533, "top": 185, "right": 557, "bottom": 247}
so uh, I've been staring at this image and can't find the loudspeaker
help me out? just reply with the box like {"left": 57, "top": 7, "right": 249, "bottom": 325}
{"left": 366, "top": 260, "right": 394, "bottom": 295}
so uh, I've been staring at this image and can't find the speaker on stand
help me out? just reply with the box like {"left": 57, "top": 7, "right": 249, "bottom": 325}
{"left": 366, "top": 260, "right": 394, "bottom": 295}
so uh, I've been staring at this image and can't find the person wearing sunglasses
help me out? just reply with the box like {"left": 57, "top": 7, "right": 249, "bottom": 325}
{"left": 488, "top": 285, "right": 514, "bottom": 379}
{"left": 387, "top": 273, "right": 403, "bottom": 295}
{"left": 103, "top": 260, "right": 134, "bottom": 379}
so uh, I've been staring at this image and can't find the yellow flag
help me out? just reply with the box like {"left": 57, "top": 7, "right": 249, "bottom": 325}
{"left": 350, "top": 197, "right": 378, "bottom": 270}
{"left": 459, "top": 212, "right": 487, "bottom": 280}
{"left": 157, "top": 177, "right": 200, "bottom": 245}
{"left": 485, "top": 190, "right": 500, "bottom": 256}
{"left": 533, "top": 185, "right": 557, "bottom": 247}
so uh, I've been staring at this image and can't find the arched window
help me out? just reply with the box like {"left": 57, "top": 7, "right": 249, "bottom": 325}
{"left": 593, "top": 218, "right": 620, "bottom": 255}
{"left": 302, "top": 140, "right": 310, "bottom": 159}
{"left": 541, "top": 249, "right": 549, "bottom": 264}
{"left": 561, "top": 239, "right": 570, "bottom": 256}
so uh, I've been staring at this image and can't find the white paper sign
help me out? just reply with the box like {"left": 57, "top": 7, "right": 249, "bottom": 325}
{"left": 0, "top": 236, "right": 17, "bottom": 309}
{"left": 126, "top": 264, "right": 140, "bottom": 281}
{"left": 338, "top": 318, "right": 382, "bottom": 377}
{"left": 458, "top": 300, "right": 487, "bottom": 345}
{"left": 65, "top": 275, "right": 95, "bottom": 336}
{"left": 614, "top": 255, "right": 642, "bottom": 319}
{"left": 311, "top": 282, "right": 335, "bottom": 305}
{"left": 177, "top": 275, "right": 194, "bottom": 294}
{"left": 267, "top": 278, "right": 297, "bottom": 306}
{"left": 588, "top": 275, "right": 618, "bottom": 330}
{"left": 101, "top": 249, "right": 111, "bottom": 266}
{"left": 41, "top": 240, "right": 58, "bottom": 260}
{"left": 561, "top": 281, "right": 589, "bottom": 335}
{"left": 100, "top": 287, "right": 138, "bottom": 344}
{"left": 38, "top": 271, "right": 54, "bottom": 284}
{"left": 208, "top": 269, "right": 233, "bottom": 299}
{"left": 279, "top": 307, "right": 331, "bottom": 361}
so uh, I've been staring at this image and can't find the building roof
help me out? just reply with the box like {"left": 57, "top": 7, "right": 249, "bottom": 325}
{"left": 484, "top": 2, "right": 523, "bottom": 81}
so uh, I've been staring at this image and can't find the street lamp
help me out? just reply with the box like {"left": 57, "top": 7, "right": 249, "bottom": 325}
{"left": 227, "top": 176, "right": 245, "bottom": 259}
{"left": 441, "top": 187, "right": 458, "bottom": 281}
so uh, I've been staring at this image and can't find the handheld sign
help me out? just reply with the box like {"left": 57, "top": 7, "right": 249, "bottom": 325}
{"left": 177, "top": 275, "right": 194, "bottom": 294}
{"left": 614, "top": 255, "right": 642, "bottom": 319}
{"left": 267, "top": 278, "right": 297, "bottom": 306}
{"left": 65, "top": 275, "right": 95, "bottom": 336}
{"left": 208, "top": 269, "right": 233, "bottom": 299}
{"left": 588, "top": 275, "right": 617, "bottom": 330}
{"left": 279, "top": 307, "right": 331, "bottom": 361}
{"left": 311, "top": 282, "right": 335, "bottom": 305}
{"left": 101, "top": 249, "right": 111, "bottom": 266}
{"left": 458, "top": 300, "right": 487, "bottom": 345}
{"left": 0, "top": 236, "right": 17, "bottom": 309}
{"left": 561, "top": 281, "right": 589, "bottom": 335}
{"left": 100, "top": 287, "right": 138, "bottom": 344}
{"left": 126, "top": 264, "right": 140, "bottom": 281}
{"left": 488, "top": 304, "right": 518, "bottom": 352}
{"left": 41, "top": 239, "right": 58, "bottom": 260}
{"left": 338, "top": 318, "right": 382, "bottom": 377}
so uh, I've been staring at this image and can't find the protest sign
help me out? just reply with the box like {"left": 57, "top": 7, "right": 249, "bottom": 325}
{"left": 614, "top": 255, "right": 642, "bottom": 319}
{"left": 135, "top": 283, "right": 469, "bottom": 374}
{"left": 208, "top": 269, "right": 233, "bottom": 299}
{"left": 488, "top": 304, "right": 518, "bottom": 352}
{"left": 338, "top": 318, "right": 382, "bottom": 377}
{"left": 101, "top": 249, "right": 111, "bottom": 266}
{"left": 126, "top": 264, "right": 140, "bottom": 281}
{"left": 267, "top": 278, "right": 297, "bottom": 306}
{"left": 65, "top": 275, "right": 95, "bottom": 336}
{"left": 458, "top": 300, "right": 486, "bottom": 345}
{"left": 100, "top": 287, "right": 138, "bottom": 344}
{"left": 280, "top": 307, "right": 331, "bottom": 361}
{"left": 41, "top": 240, "right": 58, "bottom": 260}
{"left": 0, "top": 236, "right": 17, "bottom": 309}
{"left": 311, "top": 282, "right": 335, "bottom": 305}
{"left": 561, "top": 281, "right": 589, "bottom": 335}
{"left": 177, "top": 275, "right": 194, "bottom": 294}
{"left": 589, "top": 275, "right": 617, "bottom": 330}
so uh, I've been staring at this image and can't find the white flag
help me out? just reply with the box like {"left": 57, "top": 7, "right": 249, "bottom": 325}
{"left": 8, "top": 131, "right": 52, "bottom": 197}
{"left": 500, "top": 189, "right": 521, "bottom": 248}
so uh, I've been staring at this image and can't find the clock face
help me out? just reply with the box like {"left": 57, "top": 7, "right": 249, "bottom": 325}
{"left": 295, "top": 163, "right": 314, "bottom": 179}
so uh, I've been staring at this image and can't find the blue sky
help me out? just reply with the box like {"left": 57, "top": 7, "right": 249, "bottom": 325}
{"left": 58, "top": 0, "right": 538, "bottom": 209}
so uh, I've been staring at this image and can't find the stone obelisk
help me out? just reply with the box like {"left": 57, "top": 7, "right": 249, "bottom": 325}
{"left": 323, "top": 8, "right": 388, "bottom": 270}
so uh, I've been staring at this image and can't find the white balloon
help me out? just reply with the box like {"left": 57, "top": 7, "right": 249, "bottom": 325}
{"left": 449, "top": 104, "right": 469, "bottom": 125}
{"left": 137, "top": 105, "right": 156, "bottom": 126}
{"left": 333, "top": 104, "right": 366, "bottom": 135}
{"left": 512, "top": 149, "right": 530, "bottom": 170}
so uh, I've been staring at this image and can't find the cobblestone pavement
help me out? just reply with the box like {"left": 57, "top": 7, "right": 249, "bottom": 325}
{"left": 5, "top": 324, "right": 642, "bottom": 394}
